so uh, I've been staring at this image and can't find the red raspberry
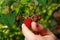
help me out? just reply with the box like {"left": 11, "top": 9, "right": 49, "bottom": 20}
{"left": 24, "top": 18, "right": 32, "bottom": 28}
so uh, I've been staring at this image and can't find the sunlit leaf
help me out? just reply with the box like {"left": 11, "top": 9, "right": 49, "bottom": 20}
{"left": 0, "top": 0, "right": 4, "bottom": 5}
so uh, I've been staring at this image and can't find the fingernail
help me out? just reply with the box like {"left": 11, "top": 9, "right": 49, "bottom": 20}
{"left": 22, "top": 23, "right": 26, "bottom": 28}
{"left": 22, "top": 24, "right": 24, "bottom": 28}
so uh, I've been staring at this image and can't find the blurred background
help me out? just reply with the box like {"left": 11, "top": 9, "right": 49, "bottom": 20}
{"left": 0, "top": 0, "right": 60, "bottom": 40}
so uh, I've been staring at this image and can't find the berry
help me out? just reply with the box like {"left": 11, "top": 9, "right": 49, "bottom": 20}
{"left": 32, "top": 15, "right": 38, "bottom": 22}
{"left": 37, "top": 15, "right": 41, "bottom": 20}
{"left": 24, "top": 18, "right": 32, "bottom": 28}
{"left": 15, "top": 16, "right": 20, "bottom": 22}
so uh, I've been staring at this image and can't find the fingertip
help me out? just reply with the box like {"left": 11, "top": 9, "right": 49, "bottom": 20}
{"left": 22, "top": 23, "right": 25, "bottom": 28}
{"left": 22, "top": 24, "right": 24, "bottom": 28}
{"left": 22, "top": 23, "right": 35, "bottom": 38}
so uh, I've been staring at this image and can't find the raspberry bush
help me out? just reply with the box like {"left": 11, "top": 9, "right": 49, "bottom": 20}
{"left": 0, "top": 0, "right": 60, "bottom": 40}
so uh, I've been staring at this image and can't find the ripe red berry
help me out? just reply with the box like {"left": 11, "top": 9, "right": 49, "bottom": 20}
{"left": 24, "top": 18, "right": 32, "bottom": 28}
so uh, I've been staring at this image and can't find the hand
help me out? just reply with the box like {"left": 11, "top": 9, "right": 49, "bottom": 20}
{"left": 22, "top": 24, "right": 56, "bottom": 40}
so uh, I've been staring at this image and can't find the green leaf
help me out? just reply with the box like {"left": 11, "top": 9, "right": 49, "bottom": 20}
{"left": 37, "top": 0, "right": 46, "bottom": 7}
{"left": 21, "top": 0, "right": 31, "bottom": 5}
{"left": 0, "top": 0, "right": 4, "bottom": 5}
{"left": 0, "top": 11, "right": 16, "bottom": 27}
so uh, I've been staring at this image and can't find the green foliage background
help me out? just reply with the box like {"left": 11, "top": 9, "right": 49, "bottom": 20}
{"left": 0, "top": 0, "right": 60, "bottom": 40}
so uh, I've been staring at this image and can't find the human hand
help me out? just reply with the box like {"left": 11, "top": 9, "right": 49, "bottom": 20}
{"left": 22, "top": 24, "right": 56, "bottom": 40}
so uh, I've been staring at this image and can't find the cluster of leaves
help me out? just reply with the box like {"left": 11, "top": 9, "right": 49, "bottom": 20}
{"left": 0, "top": 0, "right": 60, "bottom": 40}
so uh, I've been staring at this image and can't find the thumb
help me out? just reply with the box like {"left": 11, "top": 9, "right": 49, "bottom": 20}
{"left": 22, "top": 24, "right": 35, "bottom": 38}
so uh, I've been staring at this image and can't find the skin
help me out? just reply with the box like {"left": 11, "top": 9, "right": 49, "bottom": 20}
{"left": 31, "top": 21, "right": 44, "bottom": 33}
{"left": 22, "top": 23, "right": 56, "bottom": 40}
